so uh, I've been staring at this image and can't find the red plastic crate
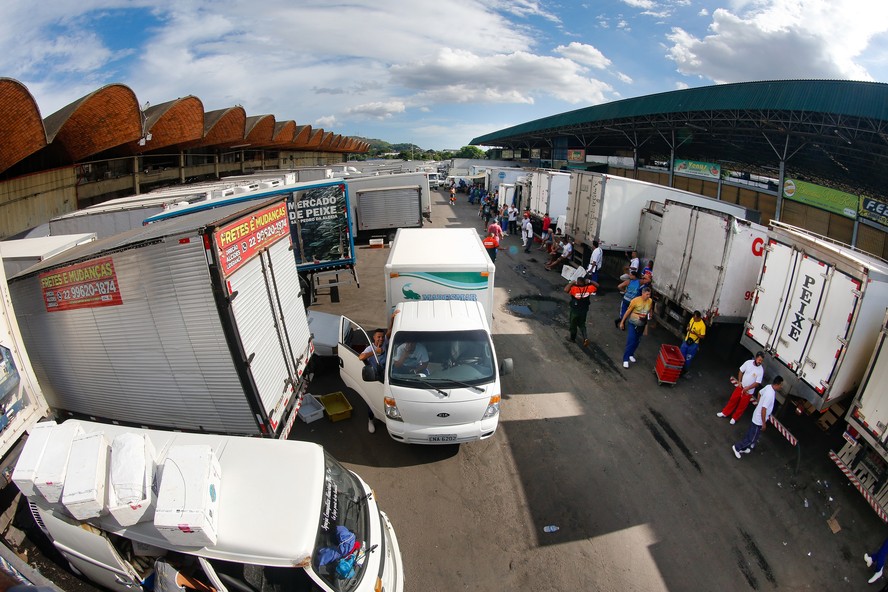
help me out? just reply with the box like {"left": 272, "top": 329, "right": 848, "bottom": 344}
{"left": 655, "top": 344, "right": 685, "bottom": 385}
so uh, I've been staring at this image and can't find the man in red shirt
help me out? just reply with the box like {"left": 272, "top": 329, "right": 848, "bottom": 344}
{"left": 564, "top": 276, "right": 598, "bottom": 346}
{"left": 482, "top": 232, "right": 500, "bottom": 262}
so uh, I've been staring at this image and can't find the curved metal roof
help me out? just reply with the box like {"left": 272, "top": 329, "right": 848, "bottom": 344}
{"left": 0, "top": 78, "right": 46, "bottom": 172}
{"left": 471, "top": 79, "right": 888, "bottom": 195}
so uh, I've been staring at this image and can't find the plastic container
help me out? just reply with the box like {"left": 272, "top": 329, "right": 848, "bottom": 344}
{"left": 12, "top": 421, "right": 57, "bottom": 497}
{"left": 108, "top": 433, "right": 157, "bottom": 526}
{"left": 319, "top": 392, "right": 353, "bottom": 422}
{"left": 62, "top": 433, "right": 109, "bottom": 520}
{"left": 35, "top": 422, "right": 84, "bottom": 503}
{"left": 154, "top": 445, "right": 221, "bottom": 547}
{"left": 655, "top": 344, "right": 685, "bottom": 386}
{"left": 297, "top": 394, "right": 324, "bottom": 424}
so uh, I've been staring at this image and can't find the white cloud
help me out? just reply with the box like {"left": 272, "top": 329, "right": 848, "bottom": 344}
{"left": 391, "top": 48, "right": 613, "bottom": 105}
{"left": 616, "top": 72, "right": 634, "bottom": 84}
{"left": 665, "top": 0, "right": 888, "bottom": 83}
{"left": 345, "top": 101, "right": 406, "bottom": 119}
{"left": 674, "top": 81, "right": 689, "bottom": 90}
{"left": 698, "top": 8, "right": 709, "bottom": 16}
{"left": 622, "top": 0, "right": 655, "bottom": 8}
{"left": 315, "top": 115, "right": 338, "bottom": 127}
{"left": 554, "top": 42, "right": 612, "bottom": 69}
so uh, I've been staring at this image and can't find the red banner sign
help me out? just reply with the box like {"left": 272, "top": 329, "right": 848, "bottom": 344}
{"left": 214, "top": 201, "right": 290, "bottom": 277}
{"left": 40, "top": 257, "right": 123, "bottom": 312}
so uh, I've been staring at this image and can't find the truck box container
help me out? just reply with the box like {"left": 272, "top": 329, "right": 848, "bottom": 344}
{"left": 343, "top": 172, "right": 431, "bottom": 237}
{"left": 528, "top": 170, "right": 571, "bottom": 220}
{"left": 9, "top": 197, "right": 313, "bottom": 438}
{"left": 741, "top": 221, "right": 888, "bottom": 410}
{"left": 653, "top": 201, "right": 767, "bottom": 336}
{"left": 385, "top": 229, "right": 495, "bottom": 326}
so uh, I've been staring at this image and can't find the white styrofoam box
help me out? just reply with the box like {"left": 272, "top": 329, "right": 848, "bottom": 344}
{"left": 34, "top": 422, "right": 84, "bottom": 503}
{"left": 62, "top": 433, "right": 109, "bottom": 520}
{"left": 297, "top": 394, "right": 324, "bottom": 423}
{"left": 12, "top": 421, "right": 57, "bottom": 497}
{"left": 154, "top": 445, "right": 221, "bottom": 547}
{"left": 108, "top": 433, "right": 158, "bottom": 526}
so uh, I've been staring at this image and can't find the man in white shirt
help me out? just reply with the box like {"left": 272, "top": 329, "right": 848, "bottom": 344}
{"left": 585, "top": 240, "right": 603, "bottom": 284}
{"left": 717, "top": 352, "right": 765, "bottom": 424}
{"left": 522, "top": 215, "right": 534, "bottom": 252}
{"left": 507, "top": 205, "right": 518, "bottom": 235}
{"left": 620, "top": 250, "right": 640, "bottom": 281}
{"left": 392, "top": 340, "right": 430, "bottom": 374}
{"left": 733, "top": 376, "right": 784, "bottom": 458}
{"left": 545, "top": 237, "right": 574, "bottom": 270}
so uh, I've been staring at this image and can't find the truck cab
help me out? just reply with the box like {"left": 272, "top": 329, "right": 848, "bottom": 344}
{"left": 333, "top": 300, "right": 511, "bottom": 445}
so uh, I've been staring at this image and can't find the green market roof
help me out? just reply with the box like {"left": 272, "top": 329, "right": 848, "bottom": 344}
{"left": 470, "top": 80, "right": 888, "bottom": 195}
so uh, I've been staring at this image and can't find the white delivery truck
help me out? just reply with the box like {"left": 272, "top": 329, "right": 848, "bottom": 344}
{"left": 17, "top": 419, "right": 404, "bottom": 592}
{"left": 316, "top": 300, "right": 510, "bottom": 444}
{"left": 343, "top": 172, "right": 431, "bottom": 240}
{"left": 652, "top": 201, "right": 768, "bottom": 337}
{"left": 0, "top": 257, "right": 49, "bottom": 481}
{"left": 8, "top": 198, "right": 313, "bottom": 438}
{"left": 385, "top": 228, "right": 495, "bottom": 327}
{"left": 527, "top": 170, "right": 571, "bottom": 220}
{"left": 483, "top": 167, "right": 526, "bottom": 195}
{"left": 741, "top": 222, "right": 888, "bottom": 410}
{"left": 831, "top": 309, "right": 888, "bottom": 523}
{"left": 564, "top": 172, "right": 757, "bottom": 268}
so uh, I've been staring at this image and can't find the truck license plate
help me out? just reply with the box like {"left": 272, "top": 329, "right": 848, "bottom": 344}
{"left": 429, "top": 434, "right": 457, "bottom": 442}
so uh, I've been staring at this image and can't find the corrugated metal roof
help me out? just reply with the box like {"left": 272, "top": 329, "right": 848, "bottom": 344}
{"left": 472, "top": 80, "right": 888, "bottom": 143}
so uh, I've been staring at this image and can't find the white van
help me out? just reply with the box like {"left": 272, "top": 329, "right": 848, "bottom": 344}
{"left": 427, "top": 172, "right": 440, "bottom": 189}
{"left": 316, "top": 300, "right": 511, "bottom": 444}
{"left": 20, "top": 420, "right": 404, "bottom": 592}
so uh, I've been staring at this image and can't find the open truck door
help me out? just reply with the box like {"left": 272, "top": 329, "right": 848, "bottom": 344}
{"left": 338, "top": 316, "right": 385, "bottom": 419}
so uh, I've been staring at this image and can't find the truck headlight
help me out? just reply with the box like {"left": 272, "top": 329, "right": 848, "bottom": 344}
{"left": 384, "top": 397, "right": 402, "bottom": 421}
{"left": 482, "top": 395, "right": 501, "bottom": 419}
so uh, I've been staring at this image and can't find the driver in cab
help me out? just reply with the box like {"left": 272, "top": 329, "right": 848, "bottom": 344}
{"left": 392, "top": 340, "right": 430, "bottom": 374}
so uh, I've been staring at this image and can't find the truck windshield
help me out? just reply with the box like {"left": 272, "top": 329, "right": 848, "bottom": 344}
{"left": 311, "top": 452, "right": 371, "bottom": 592}
{"left": 389, "top": 330, "right": 495, "bottom": 387}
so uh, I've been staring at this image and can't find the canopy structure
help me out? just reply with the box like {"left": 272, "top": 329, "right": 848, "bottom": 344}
{"left": 471, "top": 80, "right": 888, "bottom": 197}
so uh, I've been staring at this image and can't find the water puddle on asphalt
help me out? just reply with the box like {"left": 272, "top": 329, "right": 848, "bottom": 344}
{"left": 506, "top": 295, "right": 563, "bottom": 324}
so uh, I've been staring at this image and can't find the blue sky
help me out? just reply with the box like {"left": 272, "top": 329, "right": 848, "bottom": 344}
{"left": 3, "top": 0, "right": 887, "bottom": 151}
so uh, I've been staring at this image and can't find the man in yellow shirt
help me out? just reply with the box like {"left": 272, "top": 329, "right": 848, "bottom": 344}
{"left": 680, "top": 310, "right": 706, "bottom": 377}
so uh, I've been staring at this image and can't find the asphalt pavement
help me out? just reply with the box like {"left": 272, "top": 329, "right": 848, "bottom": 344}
{"left": 299, "top": 188, "right": 887, "bottom": 591}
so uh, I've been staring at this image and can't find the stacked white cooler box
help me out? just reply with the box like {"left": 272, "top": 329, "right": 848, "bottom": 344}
{"left": 12, "top": 421, "right": 221, "bottom": 547}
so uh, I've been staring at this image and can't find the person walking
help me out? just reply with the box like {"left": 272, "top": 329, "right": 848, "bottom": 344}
{"left": 679, "top": 310, "right": 706, "bottom": 376}
{"left": 615, "top": 272, "right": 650, "bottom": 326}
{"left": 620, "top": 250, "right": 640, "bottom": 280}
{"left": 508, "top": 205, "right": 518, "bottom": 235}
{"left": 585, "top": 240, "right": 603, "bottom": 284}
{"left": 565, "top": 276, "right": 598, "bottom": 346}
{"left": 499, "top": 205, "right": 509, "bottom": 236}
{"left": 522, "top": 215, "right": 534, "bottom": 253}
{"left": 718, "top": 352, "right": 766, "bottom": 424}
{"left": 864, "top": 536, "right": 888, "bottom": 584}
{"left": 619, "top": 285, "right": 653, "bottom": 368}
{"left": 487, "top": 218, "right": 503, "bottom": 241}
{"left": 482, "top": 231, "right": 499, "bottom": 263}
{"left": 732, "top": 376, "right": 783, "bottom": 458}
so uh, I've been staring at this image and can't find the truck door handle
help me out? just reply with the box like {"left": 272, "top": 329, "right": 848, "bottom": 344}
{"left": 339, "top": 357, "right": 344, "bottom": 368}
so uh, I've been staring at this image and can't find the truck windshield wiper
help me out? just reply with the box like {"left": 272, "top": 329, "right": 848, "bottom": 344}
{"left": 398, "top": 376, "right": 448, "bottom": 396}
{"left": 429, "top": 378, "right": 484, "bottom": 393}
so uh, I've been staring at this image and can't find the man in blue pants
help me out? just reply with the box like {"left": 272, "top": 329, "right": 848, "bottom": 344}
{"left": 865, "top": 537, "right": 888, "bottom": 583}
{"left": 732, "top": 376, "right": 783, "bottom": 458}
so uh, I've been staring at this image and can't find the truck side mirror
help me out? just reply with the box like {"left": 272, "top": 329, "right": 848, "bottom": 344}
{"left": 362, "top": 365, "right": 378, "bottom": 382}
{"left": 499, "top": 358, "right": 513, "bottom": 376}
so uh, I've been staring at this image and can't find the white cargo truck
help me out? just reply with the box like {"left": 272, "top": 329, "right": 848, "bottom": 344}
{"left": 528, "top": 170, "right": 571, "bottom": 220}
{"left": 385, "top": 228, "right": 495, "bottom": 326}
{"left": 564, "top": 172, "right": 757, "bottom": 260}
{"left": 313, "top": 300, "right": 511, "bottom": 445}
{"left": 0, "top": 259, "right": 49, "bottom": 480}
{"left": 8, "top": 198, "right": 313, "bottom": 438}
{"left": 741, "top": 222, "right": 888, "bottom": 410}
{"left": 829, "top": 310, "right": 888, "bottom": 521}
{"left": 652, "top": 201, "right": 768, "bottom": 337}
{"left": 19, "top": 419, "right": 404, "bottom": 592}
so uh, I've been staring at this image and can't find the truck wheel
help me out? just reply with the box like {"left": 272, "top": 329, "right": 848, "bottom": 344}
{"left": 300, "top": 275, "right": 313, "bottom": 308}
